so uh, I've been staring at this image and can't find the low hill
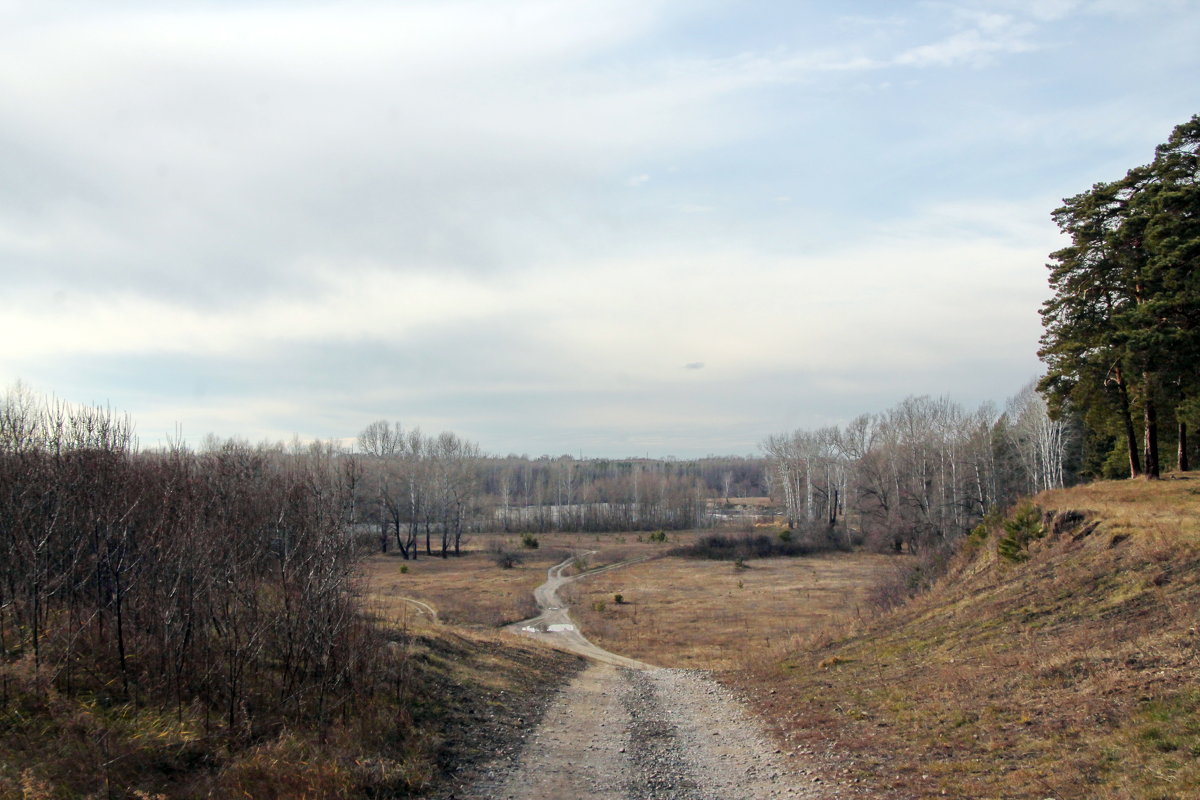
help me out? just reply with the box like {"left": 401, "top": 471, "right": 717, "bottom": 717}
{"left": 738, "top": 473, "right": 1200, "bottom": 799}
{"left": 0, "top": 617, "right": 580, "bottom": 799}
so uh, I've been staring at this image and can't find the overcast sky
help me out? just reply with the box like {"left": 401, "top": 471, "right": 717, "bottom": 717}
{"left": 2, "top": 1, "right": 1198, "bottom": 457}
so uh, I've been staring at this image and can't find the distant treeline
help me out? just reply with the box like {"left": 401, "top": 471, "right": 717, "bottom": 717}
{"left": 761, "top": 384, "right": 1082, "bottom": 555}
{"left": 354, "top": 419, "right": 766, "bottom": 553}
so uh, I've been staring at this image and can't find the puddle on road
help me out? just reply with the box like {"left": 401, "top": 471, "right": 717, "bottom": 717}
{"left": 521, "top": 623, "right": 577, "bottom": 634}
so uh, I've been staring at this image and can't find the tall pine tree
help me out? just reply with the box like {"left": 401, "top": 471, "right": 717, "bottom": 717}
{"left": 1039, "top": 115, "right": 1200, "bottom": 478}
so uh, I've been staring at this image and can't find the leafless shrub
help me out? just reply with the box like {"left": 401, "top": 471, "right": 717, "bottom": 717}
{"left": 491, "top": 549, "right": 522, "bottom": 569}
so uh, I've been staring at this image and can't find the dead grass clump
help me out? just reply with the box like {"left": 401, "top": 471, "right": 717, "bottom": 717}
{"left": 817, "top": 655, "right": 854, "bottom": 669}
{"left": 215, "top": 735, "right": 356, "bottom": 799}
{"left": 488, "top": 540, "right": 524, "bottom": 569}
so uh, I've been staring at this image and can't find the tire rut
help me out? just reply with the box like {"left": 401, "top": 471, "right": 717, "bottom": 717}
{"left": 623, "top": 669, "right": 704, "bottom": 799}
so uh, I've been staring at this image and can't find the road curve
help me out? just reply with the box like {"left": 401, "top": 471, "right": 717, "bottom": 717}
{"left": 507, "top": 551, "right": 657, "bottom": 670}
{"left": 396, "top": 596, "right": 439, "bottom": 624}
{"left": 455, "top": 552, "right": 824, "bottom": 800}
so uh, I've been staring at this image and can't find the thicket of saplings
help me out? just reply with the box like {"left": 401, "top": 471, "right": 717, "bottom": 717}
{"left": 672, "top": 523, "right": 844, "bottom": 562}
{"left": 0, "top": 396, "right": 421, "bottom": 796}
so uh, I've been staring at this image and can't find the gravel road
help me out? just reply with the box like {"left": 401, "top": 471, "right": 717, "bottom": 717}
{"left": 452, "top": 662, "right": 821, "bottom": 800}
{"left": 440, "top": 554, "right": 832, "bottom": 800}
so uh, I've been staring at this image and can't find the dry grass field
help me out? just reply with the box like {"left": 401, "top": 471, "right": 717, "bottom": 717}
{"left": 362, "top": 528, "right": 900, "bottom": 673}
{"left": 563, "top": 552, "right": 900, "bottom": 669}
{"left": 734, "top": 472, "right": 1200, "bottom": 800}
{"left": 361, "top": 530, "right": 699, "bottom": 629}
{"left": 362, "top": 546, "right": 556, "bottom": 629}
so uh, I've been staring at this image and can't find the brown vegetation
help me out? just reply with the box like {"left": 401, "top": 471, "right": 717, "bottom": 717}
{"left": 362, "top": 544, "right": 565, "bottom": 628}
{"left": 731, "top": 472, "right": 1200, "bottom": 799}
{"left": 0, "top": 392, "right": 582, "bottom": 798}
{"left": 564, "top": 552, "right": 897, "bottom": 670}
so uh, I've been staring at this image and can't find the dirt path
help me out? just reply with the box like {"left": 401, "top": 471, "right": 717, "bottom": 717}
{"left": 505, "top": 551, "right": 655, "bottom": 669}
{"left": 445, "top": 554, "right": 828, "bottom": 800}
{"left": 397, "top": 596, "right": 439, "bottom": 624}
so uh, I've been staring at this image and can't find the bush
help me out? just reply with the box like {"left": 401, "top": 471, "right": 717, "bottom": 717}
{"left": 648, "top": 530, "right": 668, "bottom": 543}
{"left": 960, "top": 508, "right": 1002, "bottom": 560}
{"left": 670, "top": 532, "right": 816, "bottom": 561}
{"left": 520, "top": 533, "right": 539, "bottom": 550}
{"left": 867, "top": 543, "right": 954, "bottom": 610}
{"left": 491, "top": 549, "right": 521, "bottom": 569}
{"left": 613, "top": 594, "right": 624, "bottom": 605}
{"left": 998, "top": 502, "right": 1045, "bottom": 562}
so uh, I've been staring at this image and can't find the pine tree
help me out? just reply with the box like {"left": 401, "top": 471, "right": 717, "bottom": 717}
{"left": 1039, "top": 115, "right": 1200, "bottom": 478}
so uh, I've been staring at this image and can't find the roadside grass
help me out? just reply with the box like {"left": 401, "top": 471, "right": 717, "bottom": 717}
{"left": 731, "top": 472, "right": 1200, "bottom": 799}
{"left": 563, "top": 552, "right": 899, "bottom": 670}
{"left": 393, "top": 626, "right": 584, "bottom": 794}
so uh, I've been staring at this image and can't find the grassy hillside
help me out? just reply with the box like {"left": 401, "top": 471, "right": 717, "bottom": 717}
{"left": 737, "top": 473, "right": 1200, "bottom": 800}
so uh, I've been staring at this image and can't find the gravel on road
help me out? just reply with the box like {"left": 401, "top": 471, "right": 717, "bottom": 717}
{"left": 433, "top": 552, "right": 839, "bottom": 800}
{"left": 445, "top": 662, "right": 827, "bottom": 800}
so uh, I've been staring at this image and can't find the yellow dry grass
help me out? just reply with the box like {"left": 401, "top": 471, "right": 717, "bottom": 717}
{"left": 1039, "top": 471, "right": 1200, "bottom": 541}
{"left": 362, "top": 549, "right": 552, "bottom": 629}
{"left": 564, "top": 552, "right": 900, "bottom": 670}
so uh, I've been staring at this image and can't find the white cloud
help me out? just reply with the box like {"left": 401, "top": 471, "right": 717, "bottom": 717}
{"left": 2, "top": 198, "right": 1050, "bottom": 380}
{"left": 894, "top": 18, "right": 1037, "bottom": 68}
{"left": 1, "top": 1, "right": 1197, "bottom": 455}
